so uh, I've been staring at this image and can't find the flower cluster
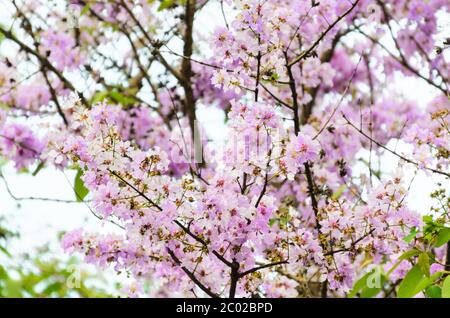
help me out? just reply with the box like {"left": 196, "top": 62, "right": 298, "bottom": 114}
{"left": 40, "top": 29, "right": 85, "bottom": 72}
{"left": 0, "top": 122, "right": 44, "bottom": 169}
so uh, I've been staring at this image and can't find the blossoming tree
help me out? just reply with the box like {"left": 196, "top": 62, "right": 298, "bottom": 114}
{"left": 0, "top": 0, "right": 449, "bottom": 298}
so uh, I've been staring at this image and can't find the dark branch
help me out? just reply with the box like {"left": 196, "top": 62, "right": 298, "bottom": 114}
{"left": 342, "top": 114, "right": 450, "bottom": 178}
{"left": 167, "top": 248, "right": 220, "bottom": 298}
{"left": 239, "top": 260, "right": 288, "bottom": 278}
{"left": 288, "top": 0, "right": 361, "bottom": 67}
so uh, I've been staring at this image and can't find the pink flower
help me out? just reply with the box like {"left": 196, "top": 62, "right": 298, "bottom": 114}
{"left": 430, "top": 263, "right": 444, "bottom": 275}
{"left": 61, "top": 228, "right": 84, "bottom": 252}
{"left": 15, "top": 83, "right": 51, "bottom": 111}
{"left": 212, "top": 27, "right": 234, "bottom": 48}
{"left": 40, "top": 29, "right": 84, "bottom": 71}
{"left": 0, "top": 123, "right": 44, "bottom": 169}
{"left": 284, "top": 133, "right": 319, "bottom": 175}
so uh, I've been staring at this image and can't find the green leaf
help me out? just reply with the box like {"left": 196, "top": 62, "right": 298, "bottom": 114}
{"left": 397, "top": 268, "right": 443, "bottom": 298}
{"left": 348, "top": 269, "right": 385, "bottom": 298}
{"left": 414, "top": 271, "right": 444, "bottom": 293}
{"left": 270, "top": 73, "right": 280, "bottom": 81}
{"left": 91, "top": 91, "right": 109, "bottom": 104}
{"left": 109, "top": 91, "right": 138, "bottom": 106}
{"left": 443, "top": 275, "right": 450, "bottom": 298}
{"left": 399, "top": 249, "right": 421, "bottom": 260}
{"left": 435, "top": 228, "right": 450, "bottom": 247}
{"left": 387, "top": 249, "right": 420, "bottom": 276}
{"left": 426, "top": 285, "right": 442, "bottom": 298}
{"left": 42, "top": 282, "right": 63, "bottom": 295}
{"left": 268, "top": 218, "right": 277, "bottom": 227}
{"left": 0, "top": 265, "right": 8, "bottom": 280}
{"left": 397, "top": 265, "right": 424, "bottom": 298}
{"left": 360, "top": 275, "right": 386, "bottom": 298}
{"left": 348, "top": 272, "right": 372, "bottom": 298}
{"left": 418, "top": 252, "right": 430, "bottom": 277}
{"left": 158, "top": 0, "right": 175, "bottom": 11}
{"left": 268, "top": 216, "right": 290, "bottom": 227}
{"left": 31, "top": 161, "right": 45, "bottom": 177}
{"left": 18, "top": 167, "right": 29, "bottom": 174}
{"left": 74, "top": 169, "right": 89, "bottom": 202}
{"left": 0, "top": 245, "right": 11, "bottom": 257}
{"left": 80, "top": 3, "right": 92, "bottom": 16}
{"left": 423, "top": 215, "right": 433, "bottom": 224}
{"left": 403, "top": 227, "right": 418, "bottom": 243}
{"left": 332, "top": 185, "right": 346, "bottom": 200}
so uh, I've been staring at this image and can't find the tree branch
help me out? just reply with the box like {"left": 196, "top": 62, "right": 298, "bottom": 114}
{"left": 342, "top": 114, "right": 450, "bottom": 178}
{"left": 0, "top": 26, "right": 88, "bottom": 106}
{"left": 167, "top": 247, "right": 220, "bottom": 298}
{"left": 238, "top": 260, "right": 288, "bottom": 278}
{"left": 288, "top": 0, "right": 361, "bottom": 67}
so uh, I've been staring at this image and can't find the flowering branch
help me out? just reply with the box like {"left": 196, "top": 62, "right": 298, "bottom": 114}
{"left": 342, "top": 114, "right": 450, "bottom": 178}
{"left": 288, "top": 0, "right": 361, "bottom": 67}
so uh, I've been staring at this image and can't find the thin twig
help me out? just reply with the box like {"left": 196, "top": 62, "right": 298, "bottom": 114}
{"left": 342, "top": 114, "right": 450, "bottom": 178}
{"left": 288, "top": 0, "right": 361, "bottom": 67}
